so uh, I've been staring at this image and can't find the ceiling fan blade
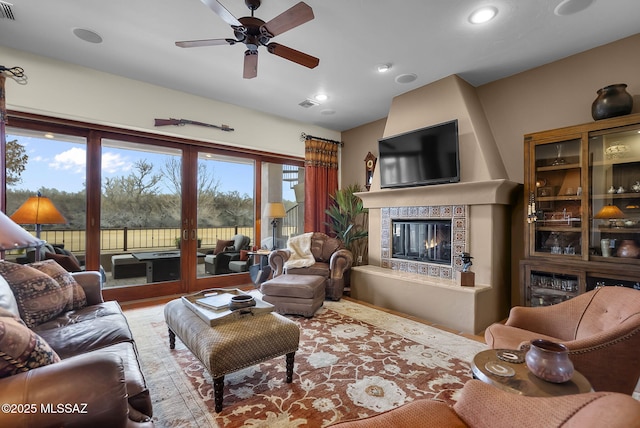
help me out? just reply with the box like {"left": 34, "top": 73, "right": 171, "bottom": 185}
{"left": 175, "top": 38, "right": 235, "bottom": 48}
{"left": 262, "top": 2, "right": 314, "bottom": 36}
{"left": 267, "top": 43, "right": 319, "bottom": 69}
{"left": 243, "top": 51, "right": 258, "bottom": 79}
{"left": 199, "top": 0, "right": 242, "bottom": 26}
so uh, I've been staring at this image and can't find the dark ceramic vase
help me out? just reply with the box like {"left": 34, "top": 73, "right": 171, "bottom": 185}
{"left": 525, "top": 339, "right": 574, "bottom": 383}
{"left": 617, "top": 239, "right": 640, "bottom": 258}
{"left": 591, "top": 83, "right": 633, "bottom": 120}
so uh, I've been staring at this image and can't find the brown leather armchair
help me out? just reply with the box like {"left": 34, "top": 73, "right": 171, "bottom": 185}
{"left": 269, "top": 232, "right": 353, "bottom": 300}
{"left": 329, "top": 379, "right": 640, "bottom": 428}
{"left": 484, "top": 286, "right": 640, "bottom": 394}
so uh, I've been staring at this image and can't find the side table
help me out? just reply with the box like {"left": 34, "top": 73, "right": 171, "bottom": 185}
{"left": 471, "top": 349, "right": 592, "bottom": 397}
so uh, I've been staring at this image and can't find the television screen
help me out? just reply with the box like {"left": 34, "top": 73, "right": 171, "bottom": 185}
{"left": 378, "top": 119, "right": 459, "bottom": 188}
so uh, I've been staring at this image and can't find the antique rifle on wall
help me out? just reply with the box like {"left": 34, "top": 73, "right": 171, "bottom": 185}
{"left": 154, "top": 118, "right": 234, "bottom": 132}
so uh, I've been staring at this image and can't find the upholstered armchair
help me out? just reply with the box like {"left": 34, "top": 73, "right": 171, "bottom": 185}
{"left": 329, "top": 379, "right": 640, "bottom": 428}
{"left": 484, "top": 286, "right": 640, "bottom": 394}
{"left": 269, "top": 232, "right": 352, "bottom": 300}
{"left": 204, "top": 234, "right": 251, "bottom": 275}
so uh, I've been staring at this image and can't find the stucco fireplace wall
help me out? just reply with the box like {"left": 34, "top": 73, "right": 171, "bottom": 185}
{"left": 351, "top": 75, "right": 519, "bottom": 334}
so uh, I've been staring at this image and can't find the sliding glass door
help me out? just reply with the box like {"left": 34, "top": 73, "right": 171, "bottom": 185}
{"left": 4, "top": 126, "right": 88, "bottom": 268}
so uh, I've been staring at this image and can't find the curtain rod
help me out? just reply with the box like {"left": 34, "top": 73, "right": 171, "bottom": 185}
{"left": 300, "top": 132, "right": 343, "bottom": 147}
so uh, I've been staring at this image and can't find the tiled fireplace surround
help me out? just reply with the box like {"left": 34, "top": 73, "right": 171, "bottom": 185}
{"left": 381, "top": 205, "right": 467, "bottom": 280}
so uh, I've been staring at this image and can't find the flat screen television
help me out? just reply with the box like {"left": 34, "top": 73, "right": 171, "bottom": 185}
{"left": 378, "top": 119, "right": 460, "bottom": 188}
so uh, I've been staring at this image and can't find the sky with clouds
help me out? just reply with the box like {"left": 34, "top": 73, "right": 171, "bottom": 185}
{"left": 8, "top": 134, "right": 271, "bottom": 198}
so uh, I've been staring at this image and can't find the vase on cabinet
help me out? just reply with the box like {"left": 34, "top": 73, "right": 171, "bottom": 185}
{"left": 591, "top": 83, "right": 633, "bottom": 120}
{"left": 617, "top": 240, "right": 640, "bottom": 258}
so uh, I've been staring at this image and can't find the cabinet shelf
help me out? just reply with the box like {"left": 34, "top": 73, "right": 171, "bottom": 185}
{"left": 522, "top": 113, "right": 640, "bottom": 306}
{"left": 536, "top": 163, "right": 580, "bottom": 172}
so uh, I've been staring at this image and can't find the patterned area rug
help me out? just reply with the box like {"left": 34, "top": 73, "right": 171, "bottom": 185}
{"left": 125, "top": 297, "right": 487, "bottom": 427}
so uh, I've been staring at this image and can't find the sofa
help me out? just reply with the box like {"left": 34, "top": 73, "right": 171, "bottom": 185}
{"left": 268, "top": 232, "right": 353, "bottom": 300}
{"left": 0, "top": 259, "right": 153, "bottom": 428}
{"left": 330, "top": 379, "right": 640, "bottom": 428}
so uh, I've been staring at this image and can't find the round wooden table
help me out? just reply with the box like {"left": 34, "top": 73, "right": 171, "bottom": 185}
{"left": 471, "top": 349, "right": 592, "bottom": 397}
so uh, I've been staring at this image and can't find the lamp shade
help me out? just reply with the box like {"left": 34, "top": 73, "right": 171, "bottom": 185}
{"left": 0, "top": 210, "right": 44, "bottom": 251}
{"left": 263, "top": 202, "right": 286, "bottom": 219}
{"left": 10, "top": 194, "right": 67, "bottom": 225}
{"left": 594, "top": 204, "right": 625, "bottom": 220}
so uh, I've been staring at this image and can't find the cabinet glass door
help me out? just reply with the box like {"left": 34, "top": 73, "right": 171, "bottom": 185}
{"left": 589, "top": 125, "right": 640, "bottom": 263}
{"left": 531, "top": 139, "right": 583, "bottom": 257}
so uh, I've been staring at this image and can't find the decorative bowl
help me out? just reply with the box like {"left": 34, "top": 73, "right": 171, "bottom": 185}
{"left": 229, "top": 295, "right": 256, "bottom": 311}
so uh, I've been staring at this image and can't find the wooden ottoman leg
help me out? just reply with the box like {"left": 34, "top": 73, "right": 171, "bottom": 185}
{"left": 214, "top": 376, "right": 225, "bottom": 412}
{"left": 286, "top": 352, "right": 295, "bottom": 383}
{"left": 168, "top": 328, "right": 176, "bottom": 349}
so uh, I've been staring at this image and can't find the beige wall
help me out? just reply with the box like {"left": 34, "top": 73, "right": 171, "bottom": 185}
{"left": 1, "top": 46, "right": 340, "bottom": 156}
{"left": 341, "top": 32, "right": 640, "bottom": 306}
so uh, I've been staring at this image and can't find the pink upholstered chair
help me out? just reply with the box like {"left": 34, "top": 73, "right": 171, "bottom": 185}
{"left": 329, "top": 379, "right": 640, "bottom": 428}
{"left": 484, "top": 286, "right": 640, "bottom": 394}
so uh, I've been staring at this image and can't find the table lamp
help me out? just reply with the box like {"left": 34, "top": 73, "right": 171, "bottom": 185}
{"left": 594, "top": 204, "right": 625, "bottom": 228}
{"left": 10, "top": 192, "right": 67, "bottom": 238}
{"left": 263, "top": 202, "right": 286, "bottom": 250}
{"left": 0, "top": 210, "right": 44, "bottom": 258}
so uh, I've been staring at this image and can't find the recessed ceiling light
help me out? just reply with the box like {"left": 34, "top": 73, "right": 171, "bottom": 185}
{"left": 377, "top": 63, "right": 392, "bottom": 73}
{"left": 72, "top": 28, "right": 103, "bottom": 44}
{"left": 44, "top": 133, "right": 55, "bottom": 139}
{"left": 314, "top": 93, "right": 328, "bottom": 102}
{"left": 554, "top": 0, "right": 594, "bottom": 16}
{"left": 469, "top": 6, "right": 498, "bottom": 24}
{"left": 395, "top": 73, "right": 417, "bottom": 84}
{"left": 320, "top": 109, "right": 336, "bottom": 115}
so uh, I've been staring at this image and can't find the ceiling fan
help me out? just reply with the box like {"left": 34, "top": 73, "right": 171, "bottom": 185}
{"left": 176, "top": 0, "right": 319, "bottom": 79}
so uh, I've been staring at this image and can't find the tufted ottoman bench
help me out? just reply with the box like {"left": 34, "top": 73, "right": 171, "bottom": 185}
{"left": 260, "top": 274, "right": 326, "bottom": 317}
{"left": 164, "top": 298, "right": 300, "bottom": 412}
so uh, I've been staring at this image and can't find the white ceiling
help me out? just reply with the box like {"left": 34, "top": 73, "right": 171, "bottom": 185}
{"left": 1, "top": 0, "right": 639, "bottom": 132}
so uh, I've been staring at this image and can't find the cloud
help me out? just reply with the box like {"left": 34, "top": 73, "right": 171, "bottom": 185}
{"left": 102, "top": 151, "right": 132, "bottom": 174}
{"left": 49, "top": 147, "right": 86, "bottom": 172}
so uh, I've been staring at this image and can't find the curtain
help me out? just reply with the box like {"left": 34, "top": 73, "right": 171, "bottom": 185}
{"left": 304, "top": 137, "right": 339, "bottom": 234}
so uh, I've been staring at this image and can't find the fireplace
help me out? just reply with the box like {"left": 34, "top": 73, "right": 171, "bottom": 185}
{"left": 381, "top": 204, "right": 467, "bottom": 279}
{"left": 392, "top": 220, "right": 451, "bottom": 265}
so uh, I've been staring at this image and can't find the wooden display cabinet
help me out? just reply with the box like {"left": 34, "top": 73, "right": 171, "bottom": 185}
{"left": 521, "top": 113, "right": 640, "bottom": 306}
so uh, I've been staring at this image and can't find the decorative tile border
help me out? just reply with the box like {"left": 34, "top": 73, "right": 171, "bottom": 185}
{"left": 380, "top": 205, "right": 468, "bottom": 280}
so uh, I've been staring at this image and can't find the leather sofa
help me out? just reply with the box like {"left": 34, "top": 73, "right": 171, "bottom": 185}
{"left": 269, "top": 232, "right": 353, "bottom": 300}
{"left": 330, "top": 379, "right": 640, "bottom": 428}
{"left": 0, "top": 266, "right": 153, "bottom": 427}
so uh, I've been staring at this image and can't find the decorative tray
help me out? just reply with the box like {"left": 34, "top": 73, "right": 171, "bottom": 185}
{"left": 181, "top": 288, "right": 274, "bottom": 326}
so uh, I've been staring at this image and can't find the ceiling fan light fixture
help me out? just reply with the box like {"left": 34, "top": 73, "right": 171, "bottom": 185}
{"left": 468, "top": 6, "right": 498, "bottom": 24}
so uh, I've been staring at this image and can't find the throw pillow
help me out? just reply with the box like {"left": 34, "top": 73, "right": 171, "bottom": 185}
{"left": 240, "top": 250, "right": 249, "bottom": 261}
{"left": 30, "top": 259, "right": 87, "bottom": 311}
{"left": 0, "top": 274, "right": 20, "bottom": 317}
{"left": 0, "top": 261, "right": 67, "bottom": 329}
{"left": 214, "top": 239, "right": 234, "bottom": 255}
{"left": 44, "top": 252, "right": 82, "bottom": 272}
{"left": 0, "top": 310, "right": 60, "bottom": 378}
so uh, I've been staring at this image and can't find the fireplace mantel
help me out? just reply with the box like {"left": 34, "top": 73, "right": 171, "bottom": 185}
{"left": 356, "top": 179, "right": 518, "bottom": 208}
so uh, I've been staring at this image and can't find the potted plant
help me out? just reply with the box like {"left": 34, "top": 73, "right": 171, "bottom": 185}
{"left": 325, "top": 183, "right": 369, "bottom": 266}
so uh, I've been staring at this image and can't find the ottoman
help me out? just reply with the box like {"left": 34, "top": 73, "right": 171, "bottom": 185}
{"left": 164, "top": 298, "right": 300, "bottom": 412}
{"left": 260, "top": 274, "right": 326, "bottom": 317}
